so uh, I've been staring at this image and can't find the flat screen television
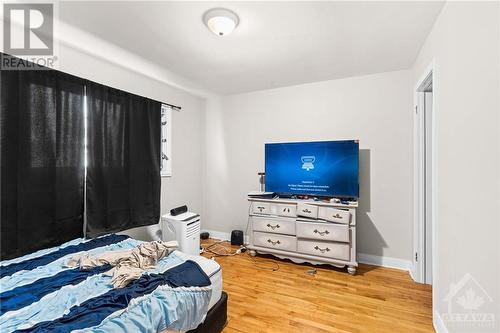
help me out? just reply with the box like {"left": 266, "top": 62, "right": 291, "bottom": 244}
{"left": 265, "top": 140, "right": 359, "bottom": 198}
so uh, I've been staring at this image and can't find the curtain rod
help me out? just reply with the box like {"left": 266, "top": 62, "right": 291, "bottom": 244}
{"left": 162, "top": 103, "right": 182, "bottom": 111}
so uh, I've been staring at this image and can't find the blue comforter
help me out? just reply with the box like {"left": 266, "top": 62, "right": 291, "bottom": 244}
{"left": 0, "top": 235, "right": 212, "bottom": 332}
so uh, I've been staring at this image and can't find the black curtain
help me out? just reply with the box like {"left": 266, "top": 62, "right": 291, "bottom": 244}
{"left": 86, "top": 83, "right": 161, "bottom": 238}
{"left": 1, "top": 69, "right": 85, "bottom": 259}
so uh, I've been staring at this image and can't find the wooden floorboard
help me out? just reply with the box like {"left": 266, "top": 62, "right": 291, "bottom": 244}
{"left": 201, "top": 239, "right": 433, "bottom": 333}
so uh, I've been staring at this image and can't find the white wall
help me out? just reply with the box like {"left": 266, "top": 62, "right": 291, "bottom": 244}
{"left": 411, "top": 2, "right": 499, "bottom": 331}
{"left": 203, "top": 70, "right": 414, "bottom": 261}
{"left": 58, "top": 45, "right": 205, "bottom": 241}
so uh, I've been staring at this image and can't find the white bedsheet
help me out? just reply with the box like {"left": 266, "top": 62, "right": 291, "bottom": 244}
{"left": 173, "top": 251, "right": 222, "bottom": 310}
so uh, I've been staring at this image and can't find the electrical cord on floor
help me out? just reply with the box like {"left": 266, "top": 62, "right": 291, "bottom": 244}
{"left": 203, "top": 240, "right": 241, "bottom": 257}
{"left": 202, "top": 240, "right": 280, "bottom": 271}
{"left": 244, "top": 251, "right": 280, "bottom": 272}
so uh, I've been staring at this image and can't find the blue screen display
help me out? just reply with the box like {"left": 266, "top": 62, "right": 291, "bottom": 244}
{"left": 265, "top": 140, "right": 359, "bottom": 198}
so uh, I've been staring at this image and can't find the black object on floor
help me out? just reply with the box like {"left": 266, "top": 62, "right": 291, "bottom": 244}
{"left": 200, "top": 232, "right": 210, "bottom": 240}
{"left": 187, "top": 291, "right": 228, "bottom": 333}
{"left": 231, "top": 230, "right": 244, "bottom": 246}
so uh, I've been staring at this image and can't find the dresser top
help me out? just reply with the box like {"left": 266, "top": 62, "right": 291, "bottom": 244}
{"left": 247, "top": 196, "right": 358, "bottom": 208}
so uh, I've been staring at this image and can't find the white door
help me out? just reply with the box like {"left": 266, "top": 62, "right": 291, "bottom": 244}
{"left": 413, "top": 70, "right": 433, "bottom": 285}
{"left": 424, "top": 92, "right": 433, "bottom": 284}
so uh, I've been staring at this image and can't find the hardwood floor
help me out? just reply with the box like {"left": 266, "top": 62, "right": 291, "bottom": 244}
{"left": 201, "top": 239, "right": 433, "bottom": 333}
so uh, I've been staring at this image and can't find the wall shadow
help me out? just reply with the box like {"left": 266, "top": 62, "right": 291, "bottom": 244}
{"left": 358, "top": 149, "right": 387, "bottom": 258}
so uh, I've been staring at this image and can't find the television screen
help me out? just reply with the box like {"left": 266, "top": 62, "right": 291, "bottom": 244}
{"left": 265, "top": 140, "right": 359, "bottom": 198}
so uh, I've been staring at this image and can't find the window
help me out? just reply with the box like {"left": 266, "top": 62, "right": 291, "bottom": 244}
{"left": 160, "top": 104, "right": 172, "bottom": 177}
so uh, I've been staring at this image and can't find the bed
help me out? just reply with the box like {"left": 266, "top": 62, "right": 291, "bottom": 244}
{"left": 0, "top": 235, "right": 227, "bottom": 333}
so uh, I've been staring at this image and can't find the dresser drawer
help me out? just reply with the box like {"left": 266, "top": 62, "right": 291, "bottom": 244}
{"left": 273, "top": 204, "right": 297, "bottom": 217}
{"left": 252, "top": 217, "right": 296, "bottom": 235}
{"left": 296, "top": 203, "right": 318, "bottom": 219}
{"left": 252, "top": 202, "right": 270, "bottom": 215}
{"left": 296, "top": 222, "right": 349, "bottom": 242}
{"left": 253, "top": 232, "right": 297, "bottom": 252}
{"left": 318, "top": 207, "right": 350, "bottom": 224}
{"left": 297, "top": 239, "right": 350, "bottom": 261}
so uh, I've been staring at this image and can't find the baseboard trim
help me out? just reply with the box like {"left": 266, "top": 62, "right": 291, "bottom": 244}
{"left": 409, "top": 262, "right": 417, "bottom": 281}
{"left": 202, "top": 229, "right": 231, "bottom": 241}
{"left": 433, "top": 309, "right": 449, "bottom": 333}
{"left": 357, "top": 253, "right": 411, "bottom": 271}
{"left": 201, "top": 229, "right": 249, "bottom": 244}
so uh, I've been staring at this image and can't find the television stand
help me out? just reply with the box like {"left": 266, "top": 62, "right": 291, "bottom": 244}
{"left": 246, "top": 197, "right": 358, "bottom": 274}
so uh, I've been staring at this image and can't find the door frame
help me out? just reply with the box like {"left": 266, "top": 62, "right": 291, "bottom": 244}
{"left": 412, "top": 60, "right": 437, "bottom": 289}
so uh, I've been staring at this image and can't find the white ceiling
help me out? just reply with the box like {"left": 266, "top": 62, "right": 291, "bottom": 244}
{"left": 60, "top": 1, "right": 444, "bottom": 95}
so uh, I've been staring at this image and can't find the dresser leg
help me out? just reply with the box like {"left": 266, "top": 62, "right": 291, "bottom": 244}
{"left": 347, "top": 266, "right": 357, "bottom": 275}
{"left": 249, "top": 250, "right": 257, "bottom": 257}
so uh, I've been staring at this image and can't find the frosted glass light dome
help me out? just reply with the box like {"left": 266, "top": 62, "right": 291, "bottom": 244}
{"left": 203, "top": 8, "right": 239, "bottom": 37}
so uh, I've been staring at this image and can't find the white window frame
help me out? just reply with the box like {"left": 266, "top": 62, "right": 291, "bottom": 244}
{"left": 160, "top": 104, "right": 172, "bottom": 177}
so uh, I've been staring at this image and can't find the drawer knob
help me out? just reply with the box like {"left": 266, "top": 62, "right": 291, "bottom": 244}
{"left": 302, "top": 208, "right": 311, "bottom": 213}
{"left": 266, "top": 223, "right": 280, "bottom": 230}
{"left": 314, "top": 245, "right": 330, "bottom": 253}
{"left": 257, "top": 206, "right": 266, "bottom": 212}
{"left": 332, "top": 213, "right": 343, "bottom": 219}
{"left": 267, "top": 239, "right": 281, "bottom": 246}
{"left": 313, "top": 229, "right": 330, "bottom": 236}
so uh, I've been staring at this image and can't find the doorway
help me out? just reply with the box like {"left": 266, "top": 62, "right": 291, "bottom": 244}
{"left": 414, "top": 67, "right": 434, "bottom": 285}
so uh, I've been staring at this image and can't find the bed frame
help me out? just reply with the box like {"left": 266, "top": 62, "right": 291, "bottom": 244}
{"left": 188, "top": 291, "right": 228, "bottom": 333}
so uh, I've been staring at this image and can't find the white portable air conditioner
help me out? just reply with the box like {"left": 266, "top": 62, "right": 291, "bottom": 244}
{"left": 160, "top": 212, "right": 200, "bottom": 256}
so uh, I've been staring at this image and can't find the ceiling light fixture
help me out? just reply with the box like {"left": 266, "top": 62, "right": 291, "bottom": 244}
{"left": 203, "top": 8, "right": 239, "bottom": 37}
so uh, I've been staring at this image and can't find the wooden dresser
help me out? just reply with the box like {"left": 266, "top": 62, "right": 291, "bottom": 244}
{"left": 247, "top": 197, "right": 358, "bottom": 274}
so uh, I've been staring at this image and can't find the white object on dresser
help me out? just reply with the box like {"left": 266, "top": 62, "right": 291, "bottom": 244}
{"left": 247, "top": 198, "right": 358, "bottom": 275}
{"left": 161, "top": 212, "right": 201, "bottom": 256}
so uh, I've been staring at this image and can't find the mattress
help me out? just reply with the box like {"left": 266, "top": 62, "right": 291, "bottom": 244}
{"left": 0, "top": 235, "right": 221, "bottom": 332}
{"left": 174, "top": 251, "right": 223, "bottom": 310}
